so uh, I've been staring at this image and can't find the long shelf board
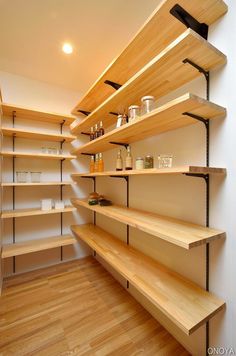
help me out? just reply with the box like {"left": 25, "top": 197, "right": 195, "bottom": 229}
{"left": 2, "top": 182, "right": 73, "bottom": 187}
{"left": 71, "top": 0, "right": 227, "bottom": 115}
{"left": 71, "top": 29, "right": 226, "bottom": 134}
{"left": 2, "top": 103, "right": 76, "bottom": 125}
{"left": 71, "top": 93, "right": 226, "bottom": 154}
{"left": 1, "top": 151, "right": 76, "bottom": 160}
{"left": 71, "top": 224, "right": 225, "bottom": 334}
{"left": 71, "top": 166, "right": 226, "bottom": 179}
{"left": 1, "top": 206, "right": 76, "bottom": 219}
{"left": 2, "top": 127, "right": 76, "bottom": 142}
{"left": 2, "top": 234, "right": 76, "bottom": 258}
{"left": 71, "top": 199, "right": 225, "bottom": 249}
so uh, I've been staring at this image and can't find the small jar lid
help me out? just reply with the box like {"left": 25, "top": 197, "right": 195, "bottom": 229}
{"left": 117, "top": 114, "right": 123, "bottom": 118}
{"left": 136, "top": 157, "right": 144, "bottom": 160}
{"left": 141, "top": 95, "right": 155, "bottom": 102}
{"left": 17, "top": 171, "right": 28, "bottom": 173}
{"left": 145, "top": 155, "right": 153, "bottom": 158}
{"left": 128, "top": 105, "right": 139, "bottom": 110}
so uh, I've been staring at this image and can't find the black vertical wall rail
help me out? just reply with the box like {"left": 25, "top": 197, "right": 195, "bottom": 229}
{"left": 60, "top": 120, "right": 65, "bottom": 261}
{"left": 12, "top": 111, "right": 16, "bottom": 273}
{"left": 206, "top": 72, "right": 210, "bottom": 356}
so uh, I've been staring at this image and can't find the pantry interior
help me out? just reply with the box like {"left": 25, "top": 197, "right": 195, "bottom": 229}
{"left": 0, "top": 0, "right": 235, "bottom": 355}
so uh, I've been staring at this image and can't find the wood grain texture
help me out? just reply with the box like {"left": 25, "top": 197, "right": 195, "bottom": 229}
{"left": 2, "top": 127, "right": 76, "bottom": 142}
{"left": 71, "top": 93, "right": 226, "bottom": 154}
{"left": 72, "top": 224, "right": 225, "bottom": 335}
{"left": 71, "top": 199, "right": 225, "bottom": 249}
{"left": 0, "top": 257, "right": 189, "bottom": 355}
{"left": 71, "top": 166, "right": 226, "bottom": 179}
{"left": 1, "top": 206, "right": 76, "bottom": 219}
{"left": 71, "top": 0, "right": 227, "bottom": 115}
{"left": 1, "top": 182, "right": 73, "bottom": 187}
{"left": 2, "top": 235, "right": 76, "bottom": 258}
{"left": 71, "top": 30, "right": 226, "bottom": 133}
{"left": 1, "top": 151, "right": 76, "bottom": 160}
{"left": 2, "top": 103, "right": 76, "bottom": 125}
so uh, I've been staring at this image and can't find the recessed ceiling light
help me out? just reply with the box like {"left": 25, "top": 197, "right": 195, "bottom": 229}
{"left": 62, "top": 43, "right": 73, "bottom": 54}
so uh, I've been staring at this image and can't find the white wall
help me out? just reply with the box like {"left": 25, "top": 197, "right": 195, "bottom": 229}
{"left": 1, "top": 0, "right": 235, "bottom": 354}
{"left": 0, "top": 71, "right": 92, "bottom": 275}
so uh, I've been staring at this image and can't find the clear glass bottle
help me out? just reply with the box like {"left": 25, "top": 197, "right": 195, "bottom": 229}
{"left": 90, "top": 127, "right": 95, "bottom": 141}
{"left": 99, "top": 121, "right": 105, "bottom": 136}
{"left": 94, "top": 124, "right": 99, "bottom": 139}
{"left": 116, "top": 150, "right": 123, "bottom": 171}
{"left": 141, "top": 95, "right": 155, "bottom": 115}
{"left": 90, "top": 155, "right": 95, "bottom": 173}
{"left": 98, "top": 153, "right": 104, "bottom": 172}
{"left": 125, "top": 146, "right": 133, "bottom": 170}
{"left": 94, "top": 154, "right": 99, "bottom": 172}
{"left": 128, "top": 105, "right": 140, "bottom": 122}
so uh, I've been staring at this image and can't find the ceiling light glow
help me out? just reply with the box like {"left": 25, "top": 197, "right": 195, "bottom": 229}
{"left": 62, "top": 43, "right": 73, "bottom": 54}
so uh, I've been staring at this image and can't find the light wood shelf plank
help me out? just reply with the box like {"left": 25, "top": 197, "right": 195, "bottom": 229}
{"left": 1, "top": 151, "right": 76, "bottom": 160}
{"left": 71, "top": 224, "right": 225, "bottom": 334}
{"left": 71, "top": 0, "right": 227, "bottom": 115}
{"left": 2, "top": 234, "right": 76, "bottom": 258}
{"left": 1, "top": 206, "right": 76, "bottom": 219}
{"left": 71, "top": 199, "right": 225, "bottom": 249}
{"left": 71, "top": 166, "right": 226, "bottom": 179}
{"left": 2, "top": 127, "right": 76, "bottom": 142}
{"left": 71, "top": 93, "right": 226, "bottom": 154}
{"left": 71, "top": 30, "right": 226, "bottom": 134}
{"left": 2, "top": 182, "right": 73, "bottom": 187}
{"left": 2, "top": 103, "right": 76, "bottom": 125}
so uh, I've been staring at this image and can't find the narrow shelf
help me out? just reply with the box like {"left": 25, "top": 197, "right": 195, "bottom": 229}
{"left": 71, "top": 166, "right": 226, "bottom": 179}
{"left": 71, "top": 224, "right": 225, "bottom": 335}
{"left": 1, "top": 206, "right": 76, "bottom": 219}
{"left": 2, "top": 234, "right": 76, "bottom": 258}
{"left": 2, "top": 127, "right": 76, "bottom": 142}
{"left": 1, "top": 151, "right": 76, "bottom": 160}
{"left": 71, "top": 93, "right": 226, "bottom": 154}
{"left": 2, "top": 182, "right": 73, "bottom": 187}
{"left": 2, "top": 103, "right": 76, "bottom": 125}
{"left": 71, "top": 29, "right": 226, "bottom": 134}
{"left": 71, "top": 0, "right": 227, "bottom": 115}
{"left": 71, "top": 199, "right": 225, "bottom": 249}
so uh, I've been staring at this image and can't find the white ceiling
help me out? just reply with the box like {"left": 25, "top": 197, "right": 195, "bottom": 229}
{"left": 0, "top": 0, "right": 159, "bottom": 95}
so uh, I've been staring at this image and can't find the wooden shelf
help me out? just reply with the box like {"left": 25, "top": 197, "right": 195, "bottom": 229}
{"left": 71, "top": 93, "right": 226, "bottom": 154}
{"left": 71, "top": 199, "right": 225, "bottom": 249}
{"left": 2, "top": 103, "right": 76, "bottom": 125}
{"left": 1, "top": 206, "right": 76, "bottom": 219}
{"left": 71, "top": 224, "right": 225, "bottom": 334}
{"left": 2, "top": 182, "right": 73, "bottom": 187}
{"left": 71, "top": 0, "right": 227, "bottom": 115}
{"left": 2, "top": 127, "right": 76, "bottom": 142}
{"left": 71, "top": 166, "right": 226, "bottom": 179}
{"left": 2, "top": 234, "right": 76, "bottom": 258}
{"left": 1, "top": 151, "right": 76, "bottom": 160}
{"left": 71, "top": 30, "right": 226, "bottom": 134}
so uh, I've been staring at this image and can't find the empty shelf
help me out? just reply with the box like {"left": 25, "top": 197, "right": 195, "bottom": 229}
{"left": 71, "top": 199, "right": 225, "bottom": 249}
{"left": 71, "top": 224, "right": 225, "bottom": 334}
{"left": 1, "top": 206, "right": 76, "bottom": 219}
{"left": 2, "top": 182, "right": 73, "bottom": 187}
{"left": 71, "top": 0, "right": 227, "bottom": 115}
{"left": 1, "top": 151, "right": 76, "bottom": 160}
{"left": 71, "top": 30, "right": 226, "bottom": 134}
{"left": 2, "top": 234, "right": 76, "bottom": 258}
{"left": 2, "top": 127, "right": 76, "bottom": 142}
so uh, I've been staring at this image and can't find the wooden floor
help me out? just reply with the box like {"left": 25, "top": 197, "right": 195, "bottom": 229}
{"left": 0, "top": 257, "right": 189, "bottom": 355}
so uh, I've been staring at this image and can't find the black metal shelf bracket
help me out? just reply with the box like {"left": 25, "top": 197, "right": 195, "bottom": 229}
{"left": 109, "top": 111, "right": 119, "bottom": 116}
{"left": 170, "top": 4, "right": 208, "bottom": 40}
{"left": 104, "top": 80, "right": 122, "bottom": 91}
{"left": 81, "top": 152, "right": 95, "bottom": 156}
{"left": 77, "top": 110, "right": 91, "bottom": 116}
{"left": 109, "top": 141, "right": 129, "bottom": 149}
{"left": 81, "top": 132, "right": 90, "bottom": 136}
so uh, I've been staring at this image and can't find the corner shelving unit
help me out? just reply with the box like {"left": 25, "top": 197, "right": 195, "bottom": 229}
{"left": 0, "top": 103, "right": 77, "bottom": 272}
{"left": 70, "top": 0, "right": 228, "bottom": 354}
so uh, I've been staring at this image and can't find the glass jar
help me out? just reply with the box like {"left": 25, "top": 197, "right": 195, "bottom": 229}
{"left": 16, "top": 171, "right": 28, "bottom": 183}
{"left": 135, "top": 157, "right": 144, "bottom": 170}
{"left": 30, "top": 172, "right": 41, "bottom": 183}
{"left": 116, "top": 114, "right": 123, "bottom": 128}
{"left": 144, "top": 155, "right": 154, "bottom": 169}
{"left": 41, "top": 147, "right": 48, "bottom": 154}
{"left": 141, "top": 95, "right": 155, "bottom": 115}
{"left": 158, "top": 154, "right": 173, "bottom": 168}
{"left": 128, "top": 105, "right": 140, "bottom": 122}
